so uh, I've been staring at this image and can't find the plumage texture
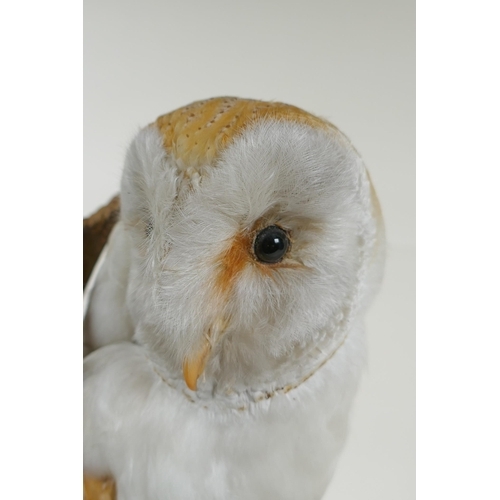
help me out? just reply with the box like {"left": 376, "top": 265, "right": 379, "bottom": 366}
{"left": 83, "top": 97, "right": 385, "bottom": 500}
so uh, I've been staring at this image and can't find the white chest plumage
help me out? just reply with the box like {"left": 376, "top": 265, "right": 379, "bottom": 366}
{"left": 84, "top": 97, "right": 384, "bottom": 499}
{"left": 84, "top": 329, "right": 364, "bottom": 500}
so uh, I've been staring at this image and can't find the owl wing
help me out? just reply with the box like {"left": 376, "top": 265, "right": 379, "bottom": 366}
{"left": 84, "top": 195, "right": 120, "bottom": 289}
{"left": 84, "top": 197, "right": 134, "bottom": 355}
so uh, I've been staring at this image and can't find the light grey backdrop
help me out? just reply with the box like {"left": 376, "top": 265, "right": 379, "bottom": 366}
{"left": 84, "top": 1, "right": 415, "bottom": 498}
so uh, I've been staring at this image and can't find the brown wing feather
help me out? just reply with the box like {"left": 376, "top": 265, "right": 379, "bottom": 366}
{"left": 83, "top": 196, "right": 120, "bottom": 289}
{"left": 83, "top": 475, "right": 116, "bottom": 500}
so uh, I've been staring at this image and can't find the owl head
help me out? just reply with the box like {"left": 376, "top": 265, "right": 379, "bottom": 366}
{"left": 120, "top": 97, "right": 384, "bottom": 394}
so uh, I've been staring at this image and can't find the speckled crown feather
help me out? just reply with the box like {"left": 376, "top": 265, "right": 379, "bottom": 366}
{"left": 154, "top": 97, "right": 336, "bottom": 170}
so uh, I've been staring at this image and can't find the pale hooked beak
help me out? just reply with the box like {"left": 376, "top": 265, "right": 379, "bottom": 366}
{"left": 182, "top": 318, "right": 227, "bottom": 391}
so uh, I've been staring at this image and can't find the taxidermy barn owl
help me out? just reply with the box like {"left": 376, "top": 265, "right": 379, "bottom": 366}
{"left": 83, "top": 97, "right": 384, "bottom": 500}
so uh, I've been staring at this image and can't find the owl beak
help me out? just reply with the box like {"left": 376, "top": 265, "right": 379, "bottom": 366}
{"left": 182, "top": 318, "right": 227, "bottom": 391}
{"left": 182, "top": 338, "right": 211, "bottom": 391}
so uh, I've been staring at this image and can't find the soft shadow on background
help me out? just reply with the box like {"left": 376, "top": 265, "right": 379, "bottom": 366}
{"left": 84, "top": 1, "right": 415, "bottom": 498}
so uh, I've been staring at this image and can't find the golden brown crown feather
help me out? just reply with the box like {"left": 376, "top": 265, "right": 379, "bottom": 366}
{"left": 154, "top": 97, "right": 335, "bottom": 169}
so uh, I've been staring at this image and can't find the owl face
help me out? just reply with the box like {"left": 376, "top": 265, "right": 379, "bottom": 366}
{"left": 120, "top": 98, "right": 379, "bottom": 392}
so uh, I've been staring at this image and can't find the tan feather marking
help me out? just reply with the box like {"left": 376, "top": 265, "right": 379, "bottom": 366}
{"left": 155, "top": 97, "right": 335, "bottom": 170}
{"left": 83, "top": 475, "right": 116, "bottom": 500}
{"left": 367, "top": 171, "right": 382, "bottom": 223}
{"left": 214, "top": 231, "right": 252, "bottom": 298}
{"left": 366, "top": 170, "right": 385, "bottom": 259}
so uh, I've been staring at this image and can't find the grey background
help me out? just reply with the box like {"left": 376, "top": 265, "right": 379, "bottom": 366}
{"left": 84, "top": 1, "right": 415, "bottom": 498}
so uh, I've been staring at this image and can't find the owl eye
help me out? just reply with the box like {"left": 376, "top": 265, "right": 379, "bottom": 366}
{"left": 253, "top": 226, "right": 290, "bottom": 264}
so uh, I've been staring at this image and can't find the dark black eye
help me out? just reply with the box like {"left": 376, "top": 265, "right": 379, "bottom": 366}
{"left": 253, "top": 226, "right": 290, "bottom": 263}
